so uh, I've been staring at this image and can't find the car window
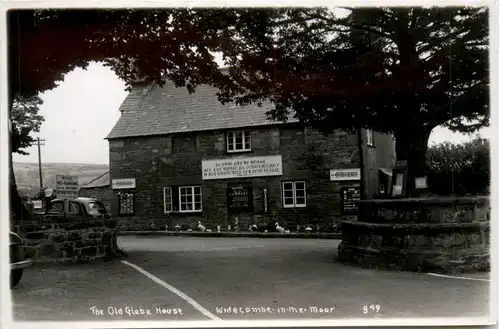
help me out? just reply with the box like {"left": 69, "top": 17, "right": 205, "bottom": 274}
{"left": 68, "top": 202, "right": 80, "bottom": 215}
{"left": 47, "top": 201, "right": 64, "bottom": 214}
{"left": 88, "top": 202, "right": 105, "bottom": 214}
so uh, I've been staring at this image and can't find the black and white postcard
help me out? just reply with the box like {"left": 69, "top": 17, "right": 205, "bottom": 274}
{"left": 1, "top": 1, "right": 497, "bottom": 328}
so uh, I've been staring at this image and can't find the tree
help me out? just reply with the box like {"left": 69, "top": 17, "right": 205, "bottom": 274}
{"left": 10, "top": 95, "right": 45, "bottom": 155}
{"left": 9, "top": 94, "right": 45, "bottom": 222}
{"left": 426, "top": 137, "right": 489, "bottom": 196}
{"left": 208, "top": 7, "right": 489, "bottom": 195}
{"left": 7, "top": 9, "right": 259, "bottom": 223}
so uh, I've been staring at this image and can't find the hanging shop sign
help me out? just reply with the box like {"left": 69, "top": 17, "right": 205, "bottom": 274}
{"left": 202, "top": 155, "right": 283, "bottom": 180}
{"left": 112, "top": 178, "right": 136, "bottom": 190}
{"left": 330, "top": 168, "right": 361, "bottom": 181}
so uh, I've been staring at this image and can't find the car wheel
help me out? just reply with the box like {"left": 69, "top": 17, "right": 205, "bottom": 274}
{"left": 10, "top": 269, "right": 23, "bottom": 288}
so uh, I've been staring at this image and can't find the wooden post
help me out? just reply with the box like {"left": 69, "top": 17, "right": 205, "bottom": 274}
{"left": 36, "top": 137, "right": 46, "bottom": 190}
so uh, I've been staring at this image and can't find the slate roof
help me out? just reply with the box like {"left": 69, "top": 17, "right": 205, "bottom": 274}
{"left": 79, "top": 171, "right": 110, "bottom": 189}
{"left": 105, "top": 79, "right": 298, "bottom": 139}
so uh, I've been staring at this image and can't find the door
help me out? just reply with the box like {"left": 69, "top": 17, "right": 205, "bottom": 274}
{"left": 227, "top": 185, "right": 254, "bottom": 231}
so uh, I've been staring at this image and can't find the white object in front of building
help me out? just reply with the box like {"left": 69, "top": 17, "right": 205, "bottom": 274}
{"left": 56, "top": 175, "right": 79, "bottom": 198}
{"left": 112, "top": 178, "right": 136, "bottom": 189}
{"left": 329, "top": 168, "right": 361, "bottom": 181}
{"left": 202, "top": 155, "right": 283, "bottom": 180}
{"left": 415, "top": 176, "right": 428, "bottom": 189}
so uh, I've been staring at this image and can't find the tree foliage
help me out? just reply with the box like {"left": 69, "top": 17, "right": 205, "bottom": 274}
{"left": 425, "top": 137, "right": 489, "bottom": 195}
{"left": 10, "top": 8, "right": 489, "bottom": 137}
{"left": 10, "top": 95, "right": 45, "bottom": 155}
{"left": 212, "top": 8, "right": 488, "bottom": 176}
{"left": 209, "top": 7, "right": 489, "bottom": 195}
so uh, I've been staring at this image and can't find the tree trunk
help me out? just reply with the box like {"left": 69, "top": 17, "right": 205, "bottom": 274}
{"left": 10, "top": 144, "right": 33, "bottom": 227}
{"left": 393, "top": 127, "right": 432, "bottom": 197}
{"left": 8, "top": 98, "right": 32, "bottom": 230}
{"left": 8, "top": 14, "right": 33, "bottom": 230}
{"left": 10, "top": 157, "right": 33, "bottom": 232}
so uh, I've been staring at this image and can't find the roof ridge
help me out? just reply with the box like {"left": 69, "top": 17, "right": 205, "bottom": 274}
{"left": 105, "top": 77, "right": 300, "bottom": 140}
{"left": 82, "top": 171, "right": 109, "bottom": 187}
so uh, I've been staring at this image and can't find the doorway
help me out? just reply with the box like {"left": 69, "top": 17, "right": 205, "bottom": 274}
{"left": 227, "top": 184, "right": 254, "bottom": 231}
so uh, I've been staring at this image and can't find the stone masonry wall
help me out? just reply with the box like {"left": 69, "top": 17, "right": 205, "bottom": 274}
{"left": 15, "top": 219, "right": 118, "bottom": 263}
{"left": 109, "top": 124, "right": 367, "bottom": 231}
{"left": 338, "top": 197, "right": 490, "bottom": 273}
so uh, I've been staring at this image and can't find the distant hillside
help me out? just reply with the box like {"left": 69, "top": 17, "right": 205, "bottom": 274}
{"left": 14, "top": 162, "right": 109, "bottom": 197}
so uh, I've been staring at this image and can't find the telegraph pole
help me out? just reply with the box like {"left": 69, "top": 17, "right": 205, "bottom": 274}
{"left": 36, "top": 137, "right": 46, "bottom": 190}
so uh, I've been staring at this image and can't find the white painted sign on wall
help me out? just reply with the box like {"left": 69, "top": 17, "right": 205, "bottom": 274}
{"left": 56, "top": 175, "right": 79, "bottom": 198}
{"left": 112, "top": 178, "right": 136, "bottom": 189}
{"left": 330, "top": 168, "right": 361, "bottom": 181}
{"left": 202, "top": 155, "right": 283, "bottom": 180}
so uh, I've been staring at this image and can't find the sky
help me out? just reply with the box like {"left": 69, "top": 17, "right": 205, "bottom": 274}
{"left": 13, "top": 62, "right": 492, "bottom": 165}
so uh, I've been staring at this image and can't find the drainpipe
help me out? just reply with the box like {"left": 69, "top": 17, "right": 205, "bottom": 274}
{"left": 357, "top": 128, "right": 367, "bottom": 200}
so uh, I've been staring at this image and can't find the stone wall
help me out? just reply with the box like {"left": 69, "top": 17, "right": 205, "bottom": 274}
{"left": 109, "top": 124, "right": 382, "bottom": 231}
{"left": 337, "top": 197, "right": 490, "bottom": 273}
{"left": 14, "top": 218, "right": 118, "bottom": 263}
{"left": 78, "top": 186, "right": 113, "bottom": 213}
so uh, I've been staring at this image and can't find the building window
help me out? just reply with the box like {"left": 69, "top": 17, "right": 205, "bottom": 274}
{"left": 227, "top": 130, "right": 251, "bottom": 152}
{"left": 179, "top": 186, "right": 202, "bottom": 212}
{"left": 163, "top": 186, "right": 203, "bottom": 213}
{"left": 118, "top": 192, "right": 135, "bottom": 216}
{"left": 282, "top": 181, "right": 307, "bottom": 208}
{"left": 163, "top": 187, "right": 173, "bottom": 213}
{"left": 366, "top": 129, "right": 374, "bottom": 146}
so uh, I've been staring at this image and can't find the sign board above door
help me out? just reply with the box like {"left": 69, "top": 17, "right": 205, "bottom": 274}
{"left": 112, "top": 178, "right": 136, "bottom": 189}
{"left": 330, "top": 168, "right": 361, "bottom": 181}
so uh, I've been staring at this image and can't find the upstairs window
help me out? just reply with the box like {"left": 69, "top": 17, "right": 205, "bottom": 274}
{"left": 366, "top": 129, "right": 375, "bottom": 146}
{"left": 227, "top": 130, "right": 251, "bottom": 153}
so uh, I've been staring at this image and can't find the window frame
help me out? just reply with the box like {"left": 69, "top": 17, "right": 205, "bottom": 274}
{"left": 282, "top": 181, "right": 307, "bottom": 208}
{"left": 226, "top": 130, "right": 252, "bottom": 153}
{"left": 47, "top": 200, "right": 64, "bottom": 214}
{"left": 163, "top": 187, "right": 173, "bottom": 214}
{"left": 366, "top": 129, "right": 375, "bottom": 147}
{"left": 178, "top": 186, "right": 202, "bottom": 213}
{"left": 67, "top": 201, "right": 81, "bottom": 215}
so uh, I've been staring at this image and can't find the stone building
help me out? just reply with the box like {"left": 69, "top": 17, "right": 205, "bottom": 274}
{"left": 78, "top": 171, "right": 113, "bottom": 212}
{"left": 105, "top": 79, "right": 395, "bottom": 231}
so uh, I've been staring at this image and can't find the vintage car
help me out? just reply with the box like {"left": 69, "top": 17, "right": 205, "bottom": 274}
{"left": 10, "top": 231, "right": 32, "bottom": 288}
{"left": 37, "top": 197, "right": 115, "bottom": 226}
{"left": 34, "top": 197, "right": 118, "bottom": 254}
